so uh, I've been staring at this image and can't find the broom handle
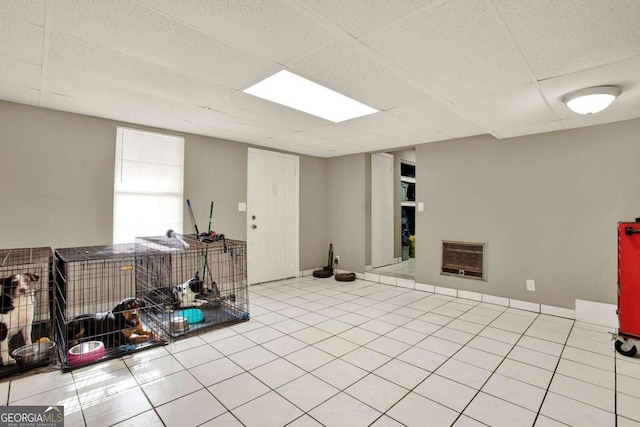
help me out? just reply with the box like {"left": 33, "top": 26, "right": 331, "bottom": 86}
{"left": 202, "top": 201, "right": 214, "bottom": 282}
{"left": 207, "top": 202, "right": 214, "bottom": 233}
{"left": 186, "top": 199, "right": 200, "bottom": 235}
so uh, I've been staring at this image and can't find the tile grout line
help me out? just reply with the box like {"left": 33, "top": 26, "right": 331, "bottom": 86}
{"left": 529, "top": 317, "right": 575, "bottom": 426}
{"left": 445, "top": 305, "right": 544, "bottom": 426}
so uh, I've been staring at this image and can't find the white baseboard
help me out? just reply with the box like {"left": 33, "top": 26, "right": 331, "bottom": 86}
{"left": 482, "top": 294, "right": 509, "bottom": 307}
{"left": 435, "top": 286, "right": 457, "bottom": 297}
{"left": 364, "top": 272, "right": 380, "bottom": 283}
{"left": 457, "top": 290, "right": 482, "bottom": 302}
{"left": 415, "top": 282, "right": 435, "bottom": 293}
{"left": 397, "top": 278, "right": 415, "bottom": 289}
{"left": 510, "top": 299, "right": 540, "bottom": 313}
{"left": 541, "top": 305, "right": 575, "bottom": 319}
{"left": 356, "top": 277, "right": 612, "bottom": 326}
{"left": 379, "top": 275, "right": 397, "bottom": 286}
{"left": 575, "top": 299, "right": 618, "bottom": 328}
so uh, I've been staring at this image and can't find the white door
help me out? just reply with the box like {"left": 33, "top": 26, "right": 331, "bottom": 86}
{"left": 247, "top": 148, "right": 299, "bottom": 285}
{"left": 371, "top": 153, "right": 395, "bottom": 268}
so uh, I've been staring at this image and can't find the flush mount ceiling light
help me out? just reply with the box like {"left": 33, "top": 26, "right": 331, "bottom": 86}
{"left": 562, "top": 86, "right": 621, "bottom": 115}
{"left": 243, "top": 70, "right": 378, "bottom": 123}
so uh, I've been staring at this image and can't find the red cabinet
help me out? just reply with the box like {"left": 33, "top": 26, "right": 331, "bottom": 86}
{"left": 618, "top": 221, "right": 640, "bottom": 338}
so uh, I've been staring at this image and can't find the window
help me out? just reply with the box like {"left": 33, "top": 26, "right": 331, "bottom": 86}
{"left": 113, "top": 127, "right": 184, "bottom": 244}
{"left": 442, "top": 241, "right": 486, "bottom": 280}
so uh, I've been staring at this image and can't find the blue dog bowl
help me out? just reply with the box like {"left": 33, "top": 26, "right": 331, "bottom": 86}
{"left": 177, "top": 308, "right": 204, "bottom": 324}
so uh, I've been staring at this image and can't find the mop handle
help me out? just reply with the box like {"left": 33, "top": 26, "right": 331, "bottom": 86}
{"left": 207, "top": 201, "right": 214, "bottom": 233}
{"left": 186, "top": 199, "right": 200, "bottom": 235}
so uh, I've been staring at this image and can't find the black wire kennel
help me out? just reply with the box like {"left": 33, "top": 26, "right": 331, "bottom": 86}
{"left": 54, "top": 244, "right": 169, "bottom": 371}
{"left": 0, "top": 247, "right": 56, "bottom": 377}
{"left": 135, "top": 235, "right": 249, "bottom": 338}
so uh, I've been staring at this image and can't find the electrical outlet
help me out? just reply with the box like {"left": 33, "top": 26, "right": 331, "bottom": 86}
{"left": 526, "top": 279, "right": 535, "bottom": 292}
{"left": 334, "top": 255, "right": 340, "bottom": 264}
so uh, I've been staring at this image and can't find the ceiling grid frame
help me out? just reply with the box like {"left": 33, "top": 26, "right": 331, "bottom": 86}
{"left": 0, "top": 0, "right": 637, "bottom": 157}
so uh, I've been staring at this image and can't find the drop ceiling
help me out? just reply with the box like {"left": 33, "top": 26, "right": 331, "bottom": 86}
{"left": 1, "top": 0, "right": 639, "bottom": 158}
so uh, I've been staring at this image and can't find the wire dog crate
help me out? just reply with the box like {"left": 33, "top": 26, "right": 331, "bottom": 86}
{"left": 54, "top": 244, "right": 169, "bottom": 371}
{"left": 136, "top": 235, "right": 249, "bottom": 338}
{"left": 0, "top": 247, "right": 56, "bottom": 377}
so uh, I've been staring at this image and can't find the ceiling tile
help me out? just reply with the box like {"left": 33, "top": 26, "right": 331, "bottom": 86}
{"left": 490, "top": 121, "right": 564, "bottom": 139}
{"left": 0, "top": 14, "right": 43, "bottom": 64}
{"left": 306, "top": 123, "right": 401, "bottom": 149}
{"left": 296, "top": 0, "right": 437, "bottom": 39}
{"left": 343, "top": 111, "right": 444, "bottom": 144}
{"left": 137, "top": 0, "right": 335, "bottom": 65}
{"left": 289, "top": 39, "right": 424, "bottom": 110}
{"left": 189, "top": 108, "right": 297, "bottom": 139}
{"left": 0, "top": 0, "right": 46, "bottom": 26}
{"left": 45, "top": 69, "right": 203, "bottom": 119}
{"left": 41, "top": 92, "right": 196, "bottom": 132}
{"left": 50, "top": 0, "right": 279, "bottom": 89}
{"left": 211, "top": 91, "right": 329, "bottom": 131}
{"left": 47, "top": 32, "right": 233, "bottom": 108}
{"left": 494, "top": 0, "right": 640, "bottom": 80}
{"left": 539, "top": 55, "right": 640, "bottom": 121}
{"left": 0, "top": 82, "right": 40, "bottom": 106}
{"left": 362, "top": 0, "right": 531, "bottom": 101}
{"left": 260, "top": 132, "right": 365, "bottom": 158}
{"left": 184, "top": 122, "right": 266, "bottom": 145}
{"left": 0, "top": 56, "right": 41, "bottom": 89}
{"left": 387, "top": 97, "right": 486, "bottom": 138}
{"left": 453, "top": 83, "right": 558, "bottom": 134}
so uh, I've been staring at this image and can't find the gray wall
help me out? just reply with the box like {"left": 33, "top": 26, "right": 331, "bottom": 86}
{"left": 415, "top": 119, "right": 640, "bottom": 308}
{"left": 0, "top": 102, "right": 116, "bottom": 248}
{"left": 326, "top": 154, "right": 367, "bottom": 273}
{"left": 183, "top": 134, "right": 247, "bottom": 241}
{"left": 0, "top": 101, "right": 326, "bottom": 271}
{"left": 300, "top": 155, "right": 327, "bottom": 270}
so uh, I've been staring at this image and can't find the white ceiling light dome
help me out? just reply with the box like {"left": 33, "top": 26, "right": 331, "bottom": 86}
{"left": 562, "top": 86, "right": 621, "bottom": 115}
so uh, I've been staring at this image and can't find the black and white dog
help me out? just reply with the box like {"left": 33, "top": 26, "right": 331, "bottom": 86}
{"left": 148, "top": 272, "right": 211, "bottom": 310}
{"left": 172, "top": 274, "right": 209, "bottom": 308}
{"left": 0, "top": 274, "right": 38, "bottom": 366}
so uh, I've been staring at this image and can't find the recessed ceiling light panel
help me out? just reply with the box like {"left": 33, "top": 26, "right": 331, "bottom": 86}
{"left": 243, "top": 70, "right": 378, "bottom": 123}
{"left": 562, "top": 86, "right": 621, "bottom": 115}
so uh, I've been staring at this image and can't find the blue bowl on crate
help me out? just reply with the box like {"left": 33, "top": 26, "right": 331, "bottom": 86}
{"left": 177, "top": 308, "right": 204, "bottom": 324}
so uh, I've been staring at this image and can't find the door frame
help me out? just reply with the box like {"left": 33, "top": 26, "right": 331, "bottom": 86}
{"left": 370, "top": 152, "right": 395, "bottom": 268}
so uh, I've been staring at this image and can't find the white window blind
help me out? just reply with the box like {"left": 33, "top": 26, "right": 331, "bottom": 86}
{"left": 113, "top": 127, "right": 184, "bottom": 244}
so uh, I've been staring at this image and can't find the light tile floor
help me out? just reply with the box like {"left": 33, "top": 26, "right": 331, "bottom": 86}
{"left": 1, "top": 276, "right": 639, "bottom": 427}
{"left": 371, "top": 259, "right": 415, "bottom": 278}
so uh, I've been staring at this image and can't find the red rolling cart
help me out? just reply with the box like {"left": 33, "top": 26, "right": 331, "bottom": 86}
{"left": 613, "top": 218, "right": 640, "bottom": 357}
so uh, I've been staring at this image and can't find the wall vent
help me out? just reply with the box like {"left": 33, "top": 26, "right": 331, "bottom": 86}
{"left": 442, "top": 241, "right": 486, "bottom": 280}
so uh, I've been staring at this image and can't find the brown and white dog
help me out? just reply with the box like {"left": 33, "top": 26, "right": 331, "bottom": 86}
{"left": 66, "top": 298, "right": 160, "bottom": 349}
{"left": 0, "top": 274, "right": 38, "bottom": 366}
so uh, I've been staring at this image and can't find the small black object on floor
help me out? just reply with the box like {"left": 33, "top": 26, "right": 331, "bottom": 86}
{"left": 313, "top": 243, "right": 335, "bottom": 278}
{"left": 335, "top": 272, "right": 356, "bottom": 282}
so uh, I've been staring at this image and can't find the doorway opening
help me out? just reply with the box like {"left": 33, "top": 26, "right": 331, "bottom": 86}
{"left": 370, "top": 148, "right": 415, "bottom": 279}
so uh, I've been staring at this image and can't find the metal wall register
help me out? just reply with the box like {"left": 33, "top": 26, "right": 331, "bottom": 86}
{"left": 0, "top": 406, "right": 64, "bottom": 427}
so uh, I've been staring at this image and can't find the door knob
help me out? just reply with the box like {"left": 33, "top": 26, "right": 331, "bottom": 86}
{"left": 252, "top": 224, "right": 257, "bottom": 229}
{"left": 251, "top": 215, "right": 256, "bottom": 220}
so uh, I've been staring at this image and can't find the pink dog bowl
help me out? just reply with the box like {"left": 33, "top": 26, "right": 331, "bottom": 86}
{"left": 67, "top": 341, "right": 105, "bottom": 365}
